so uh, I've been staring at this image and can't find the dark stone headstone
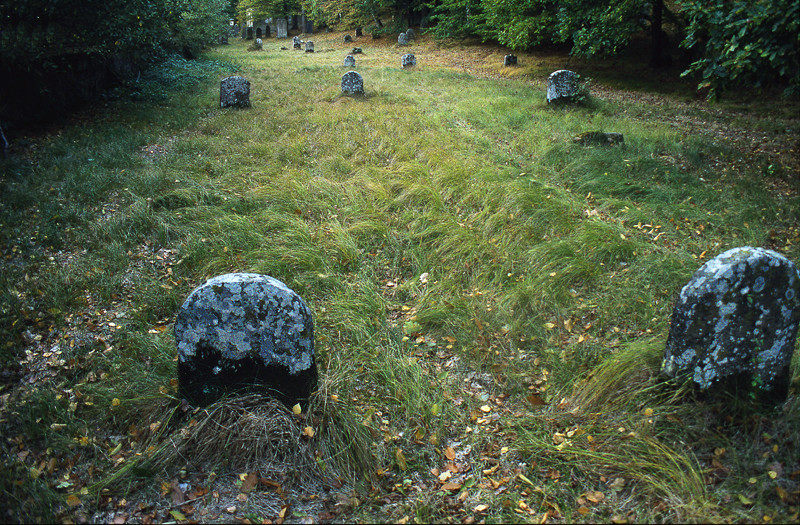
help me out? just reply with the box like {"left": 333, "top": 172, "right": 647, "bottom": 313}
{"left": 256, "top": 27, "right": 262, "bottom": 39}
{"left": 355, "top": 27, "right": 362, "bottom": 37}
{"left": 175, "top": 273, "right": 317, "bottom": 407}
{"left": 547, "top": 69, "right": 579, "bottom": 103}
{"left": 662, "top": 247, "right": 800, "bottom": 399}
{"left": 398, "top": 32, "right": 410, "bottom": 46}
{"left": 220, "top": 76, "right": 251, "bottom": 108}
{"left": 293, "top": 36, "right": 302, "bottom": 49}
{"left": 405, "top": 28, "right": 415, "bottom": 41}
{"left": 573, "top": 131, "right": 624, "bottom": 146}
{"left": 504, "top": 54, "right": 517, "bottom": 66}
{"left": 351, "top": 47, "right": 363, "bottom": 54}
{"left": 305, "top": 41, "right": 314, "bottom": 53}
{"left": 344, "top": 55, "right": 356, "bottom": 67}
{"left": 341, "top": 70, "right": 364, "bottom": 94}
{"left": 305, "top": 21, "right": 313, "bottom": 33}
{"left": 344, "top": 34, "right": 352, "bottom": 43}
{"left": 264, "top": 25, "right": 270, "bottom": 38}
{"left": 401, "top": 53, "right": 416, "bottom": 68}
{"left": 246, "top": 27, "right": 254, "bottom": 40}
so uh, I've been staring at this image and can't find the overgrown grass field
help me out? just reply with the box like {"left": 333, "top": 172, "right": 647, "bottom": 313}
{"left": 1, "top": 32, "right": 799, "bottom": 523}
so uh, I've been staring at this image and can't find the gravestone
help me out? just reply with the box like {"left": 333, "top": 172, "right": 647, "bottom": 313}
{"left": 662, "top": 247, "right": 800, "bottom": 400}
{"left": 293, "top": 36, "right": 302, "bottom": 49}
{"left": 546, "top": 69, "right": 579, "bottom": 103}
{"left": 504, "top": 54, "right": 517, "bottom": 66}
{"left": 398, "top": 32, "right": 410, "bottom": 46}
{"left": 355, "top": 27, "right": 362, "bottom": 37}
{"left": 401, "top": 53, "right": 416, "bottom": 68}
{"left": 253, "top": 38, "right": 263, "bottom": 50}
{"left": 246, "top": 27, "right": 254, "bottom": 40}
{"left": 264, "top": 25, "right": 271, "bottom": 38}
{"left": 573, "top": 131, "right": 624, "bottom": 146}
{"left": 405, "top": 28, "right": 415, "bottom": 41}
{"left": 305, "top": 41, "right": 314, "bottom": 53}
{"left": 305, "top": 20, "right": 313, "bottom": 33}
{"left": 341, "top": 70, "right": 364, "bottom": 94}
{"left": 344, "top": 34, "right": 352, "bottom": 43}
{"left": 344, "top": 55, "right": 356, "bottom": 67}
{"left": 277, "top": 18, "right": 288, "bottom": 38}
{"left": 351, "top": 47, "right": 363, "bottom": 54}
{"left": 256, "top": 27, "right": 262, "bottom": 39}
{"left": 219, "top": 76, "right": 250, "bottom": 108}
{"left": 175, "top": 273, "right": 317, "bottom": 407}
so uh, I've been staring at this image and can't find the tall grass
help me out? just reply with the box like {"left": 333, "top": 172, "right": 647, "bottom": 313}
{"left": 1, "top": 34, "right": 798, "bottom": 523}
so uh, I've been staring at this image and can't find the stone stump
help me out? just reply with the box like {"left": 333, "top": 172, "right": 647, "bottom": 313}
{"left": 398, "top": 32, "right": 410, "bottom": 46}
{"left": 175, "top": 273, "right": 317, "bottom": 407}
{"left": 547, "top": 69, "right": 579, "bottom": 103}
{"left": 341, "top": 71, "right": 364, "bottom": 95}
{"left": 305, "top": 41, "right": 314, "bottom": 53}
{"left": 504, "top": 54, "right": 517, "bottom": 66}
{"left": 220, "top": 76, "right": 250, "bottom": 108}
{"left": 662, "top": 247, "right": 800, "bottom": 399}
{"left": 344, "top": 55, "right": 356, "bottom": 67}
{"left": 401, "top": 53, "right": 416, "bottom": 68}
{"left": 293, "top": 36, "right": 302, "bottom": 49}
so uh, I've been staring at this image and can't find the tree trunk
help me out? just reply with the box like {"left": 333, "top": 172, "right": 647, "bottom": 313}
{"left": 650, "top": 0, "right": 668, "bottom": 67}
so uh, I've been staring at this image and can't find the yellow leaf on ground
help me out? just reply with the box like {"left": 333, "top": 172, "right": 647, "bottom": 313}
{"left": 444, "top": 447, "right": 456, "bottom": 460}
{"left": 169, "top": 510, "right": 186, "bottom": 521}
{"left": 292, "top": 403, "right": 302, "bottom": 415}
{"left": 643, "top": 408, "right": 653, "bottom": 417}
{"left": 111, "top": 398, "right": 121, "bottom": 407}
{"left": 473, "top": 504, "right": 488, "bottom": 513}
{"left": 66, "top": 494, "right": 81, "bottom": 507}
{"left": 395, "top": 448, "right": 407, "bottom": 471}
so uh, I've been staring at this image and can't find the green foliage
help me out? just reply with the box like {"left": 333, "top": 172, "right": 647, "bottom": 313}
{"left": 556, "top": 0, "right": 647, "bottom": 58}
{"left": 679, "top": 0, "right": 800, "bottom": 98}
{"left": 479, "top": 0, "right": 559, "bottom": 50}
{"left": 426, "top": 0, "right": 484, "bottom": 40}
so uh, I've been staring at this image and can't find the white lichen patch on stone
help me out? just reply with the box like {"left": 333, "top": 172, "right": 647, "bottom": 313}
{"left": 662, "top": 247, "right": 800, "bottom": 394}
{"left": 175, "top": 273, "right": 314, "bottom": 374}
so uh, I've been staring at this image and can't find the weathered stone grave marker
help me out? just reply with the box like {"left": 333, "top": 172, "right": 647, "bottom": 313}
{"left": 355, "top": 27, "right": 363, "bottom": 37}
{"left": 573, "top": 131, "right": 624, "bottom": 146}
{"left": 662, "top": 247, "right": 800, "bottom": 400}
{"left": 351, "top": 47, "right": 363, "bottom": 54}
{"left": 341, "top": 71, "right": 364, "bottom": 95}
{"left": 344, "top": 55, "right": 356, "bottom": 67}
{"left": 344, "top": 34, "right": 352, "bottom": 43}
{"left": 401, "top": 53, "right": 416, "bottom": 68}
{"left": 219, "top": 76, "right": 250, "bottom": 108}
{"left": 175, "top": 273, "right": 317, "bottom": 407}
{"left": 546, "top": 69, "right": 579, "bottom": 103}
{"left": 256, "top": 27, "right": 262, "bottom": 39}
{"left": 398, "top": 31, "right": 410, "bottom": 46}
{"left": 405, "top": 28, "right": 415, "bottom": 41}
{"left": 276, "top": 18, "right": 288, "bottom": 39}
{"left": 504, "top": 54, "right": 517, "bottom": 66}
{"left": 305, "top": 41, "right": 314, "bottom": 53}
{"left": 293, "top": 36, "right": 302, "bottom": 49}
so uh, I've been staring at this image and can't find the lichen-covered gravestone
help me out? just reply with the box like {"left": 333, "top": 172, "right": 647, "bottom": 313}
{"left": 504, "top": 54, "right": 517, "bottom": 66}
{"left": 344, "top": 34, "right": 353, "bottom": 43}
{"left": 662, "top": 247, "right": 800, "bottom": 399}
{"left": 398, "top": 32, "right": 410, "bottom": 46}
{"left": 405, "top": 28, "right": 415, "bottom": 41}
{"left": 175, "top": 273, "right": 317, "bottom": 407}
{"left": 547, "top": 69, "right": 579, "bottom": 103}
{"left": 351, "top": 47, "right": 363, "bottom": 54}
{"left": 305, "top": 41, "right": 314, "bottom": 53}
{"left": 293, "top": 36, "right": 302, "bottom": 49}
{"left": 276, "top": 18, "right": 288, "bottom": 39}
{"left": 219, "top": 76, "right": 250, "bottom": 108}
{"left": 344, "top": 55, "right": 356, "bottom": 67}
{"left": 341, "top": 71, "right": 364, "bottom": 94}
{"left": 401, "top": 53, "right": 416, "bottom": 68}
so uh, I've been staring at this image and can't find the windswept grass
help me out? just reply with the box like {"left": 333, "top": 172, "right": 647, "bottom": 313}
{"left": 1, "top": 33, "right": 798, "bottom": 523}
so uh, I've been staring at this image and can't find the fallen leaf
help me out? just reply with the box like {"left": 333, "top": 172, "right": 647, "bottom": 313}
{"left": 441, "top": 482, "right": 462, "bottom": 491}
{"left": 738, "top": 494, "right": 753, "bottom": 505}
{"left": 302, "top": 426, "right": 315, "bottom": 438}
{"left": 473, "top": 504, "right": 488, "bottom": 513}
{"left": 526, "top": 394, "right": 547, "bottom": 407}
{"left": 66, "top": 494, "right": 81, "bottom": 507}
{"left": 240, "top": 472, "right": 258, "bottom": 493}
{"left": 395, "top": 448, "right": 407, "bottom": 471}
{"left": 169, "top": 510, "right": 186, "bottom": 521}
{"left": 444, "top": 447, "right": 456, "bottom": 460}
{"left": 292, "top": 404, "right": 302, "bottom": 415}
{"left": 577, "top": 506, "right": 590, "bottom": 516}
{"left": 112, "top": 398, "right": 121, "bottom": 407}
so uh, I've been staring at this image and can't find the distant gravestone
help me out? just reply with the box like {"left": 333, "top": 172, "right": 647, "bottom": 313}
{"left": 305, "top": 21, "right": 313, "bottom": 33}
{"left": 355, "top": 27, "right": 362, "bottom": 37}
{"left": 351, "top": 47, "right": 363, "bottom": 54}
{"left": 341, "top": 70, "right": 364, "bottom": 94}
{"left": 401, "top": 53, "right": 416, "bottom": 68}
{"left": 219, "top": 76, "right": 250, "bottom": 108}
{"left": 504, "top": 54, "right": 517, "bottom": 66}
{"left": 405, "top": 28, "right": 415, "bottom": 41}
{"left": 344, "top": 55, "right": 356, "bottom": 67}
{"left": 573, "top": 131, "right": 624, "bottom": 146}
{"left": 662, "top": 247, "right": 800, "bottom": 400}
{"left": 264, "top": 25, "right": 271, "bottom": 38}
{"left": 398, "top": 32, "right": 410, "bottom": 46}
{"left": 546, "top": 69, "right": 579, "bottom": 103}
{"left": 246, "top": 27, "right": 254, "bottom": 40}
{"left": 277, "top": 18, "right": 288, "bottom": 38}
{"left": 344, "top": 34, "right": 353, "bottom": 43}
{"left": 293, "top": 36, "right": 302, "bottom": 49}
{"left": 175, "top": 273, "right": 317, "bottom": 407}
{"left": 305, "top": 41, "right": 314, "bottom": 53}
{"left": 256, "top": 27, "right": 262, "bottom": 39}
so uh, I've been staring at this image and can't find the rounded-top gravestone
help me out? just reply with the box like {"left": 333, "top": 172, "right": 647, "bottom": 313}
{"left": 344, "top": 54, "right": 356, "bottom": 67}
{"left": 351, "top": 47, "right": 363, "bottom": 54}
{"left": 662, "top": 247, "right": 800, "bottom": 400}
{"left": 504, "top": 54, "right": 517, "bottom": 66}
{"left": 293, "top": 36, "right": 302, "bottom": 49}
{"left": 398, "top": 32, "right": 410, "bottom": 46}
{"left": 547, "top": 69, "right": 579, "bottom": 103}
{"left": 305, "top": 41, "right": 314, "bottom": 53}
{"left": 405, "top": 28, "right": 415, "bottom": 41}
{"left": 401, "top": 53, "right": 416, "bottom": 68}
{"left": 344, "top": 34, "right": 353, "bottom": 43}
{"left": 220, "top": 76, "right": 250, "bottom": 108}
{"left": 341, "top": 70, "right": 364, "bottom": 94}
{"left": 175, "top": 273, "right": 317, "bottom": 407}
{"left": 355, "top": 27, "right": 363, "bottom": 37}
